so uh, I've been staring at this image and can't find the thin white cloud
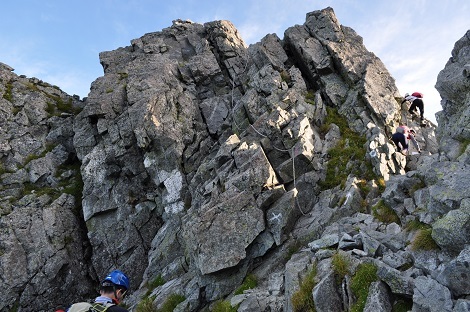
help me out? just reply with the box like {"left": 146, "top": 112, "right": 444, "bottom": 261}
{"left": 41, "top": 71, "right": 92, "bottom": 98}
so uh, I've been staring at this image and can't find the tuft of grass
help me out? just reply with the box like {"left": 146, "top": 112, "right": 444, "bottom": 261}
{"left": 350, "top": 263, "right": 378, "bottom": 312}
{"left": 118, "top": 72, "right": 129, "bottom": 80}
{"left": 318, "top": 107, "right": 381, "bottom": 191}
{"left": 234, "top": 274, "right": 257, "bottom": 295}
{"left": 144, "top": 275, "right": 165, "bottom": 297}
{"left": 459, "top": 138, "right": 470, "bottom": 156}
{"left": 212, "top": 300, "right": 237, "bottom": 312}
{"left": 331, "top": 252, "right": 350, "bottom": 281}
{"left": 62, "top": 175, "right": 84, "bottom": 210}
{"left": 56, "top": 97, "right": 74, "bottom": 113}
{"left": 135, "top": 296, "right": 156, "bottom": 312}
{"left": 0, "top": 162, "right": 9, "bottom": 175}
{"left": 360, "top": 199, "right": 369, "bottom": 213}
{"left": 148, "top": 275, "right": 165, "bottom": 289}
{"left": 56, "top": 161, "right": 84, "bottom": 211}
{"left": 304, "top": 90, "right": 315, "bottom": 105}
{"left": 376, "top": 177, "right": 386, "bottom": 194}
{"left": 404, "top": 219, "right": 428, "bottom": 232}
{"left": 287, "top": 240, "right": 303, "bottom": 261}
{"left": 46, "top": 102, "right": 55, "bottom": 115}
{"left": 21, "top": 182, "right": 61, "bottom": 201}
{"left": 409, "top": 180, "right": 426, "bottom": 196}
{"left": 26, "top": 80, "right": 82, "bottom": 115}
{"left": 356, "top": 179, "right": 370, "bottom": 197}
{"left": 24, "top": 81, "right": 40, "bottom": 92}
{"left": 372, "top": 199, "right": 400, "bottom": 224}
{"left": 45, "top": 96, "right": 78, "bottom": 116}
{"left": 12, "top": 106, "right": 21, "bottom": 115}
{"left": 3, "top": 81, "right": 13, "bottom": 102}
{"left": 291, "top": 264, "right": 317, "bottom": 312}
{"left": 280, "top": 70, "right": 291, "bottom": 84}
{"left": 411, "top": 228, "right": 439, "bottom": 251}
{"left": 157, "top": 293, "right": 185, "bottom": 312}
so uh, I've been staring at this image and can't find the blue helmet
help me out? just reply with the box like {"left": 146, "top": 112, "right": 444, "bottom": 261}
{"left": 102, "top": 270, "right": 130, "bottom": 290}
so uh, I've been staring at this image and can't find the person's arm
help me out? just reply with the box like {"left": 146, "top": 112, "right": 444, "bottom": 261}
{"left": 408, "top": 134, "right": 420, "bottom": 151}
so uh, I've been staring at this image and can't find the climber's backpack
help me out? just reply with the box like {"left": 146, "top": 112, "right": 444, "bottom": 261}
{"left": 67, "top": 302, "right": 115, "bottom": 312}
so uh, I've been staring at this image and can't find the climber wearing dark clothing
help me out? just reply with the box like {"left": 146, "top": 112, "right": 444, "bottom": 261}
{"left": 391, "top": 127, "right": 408, "bottom": 153}
{"left": 403, "top": 93, "right": 424, "bottom": 120}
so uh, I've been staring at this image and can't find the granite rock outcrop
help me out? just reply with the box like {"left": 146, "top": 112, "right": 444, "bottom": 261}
{"left": 0, "top": 7, "right": 468, "bottom": 312}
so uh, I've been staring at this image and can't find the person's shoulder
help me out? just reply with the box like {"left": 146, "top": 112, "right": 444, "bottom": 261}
{"left": 108, "top": 305, "right": 129, "bottom": 312}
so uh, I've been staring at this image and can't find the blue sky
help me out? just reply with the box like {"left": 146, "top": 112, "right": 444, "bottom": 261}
{"left": 1, "top": 1, "right": 469, "bottom": 124}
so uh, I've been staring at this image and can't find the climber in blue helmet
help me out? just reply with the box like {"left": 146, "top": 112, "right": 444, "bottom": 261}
{"left": 66, "top": 270, "right": 130, "bottom": 312}
{"left": 94, "top": 270, "right": 130, "bottom": 311}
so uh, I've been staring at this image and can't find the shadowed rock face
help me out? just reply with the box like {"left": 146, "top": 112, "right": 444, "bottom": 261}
{"left": 435, "top": 29, "right": 470, "bottom": 161}
{"left": 1, "top": 7, "right": 469, "bottom": 312}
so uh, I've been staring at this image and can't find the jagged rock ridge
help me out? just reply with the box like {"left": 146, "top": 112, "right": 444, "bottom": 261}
{"left": 0, "top": 7, "right": 469, "bottom": 312}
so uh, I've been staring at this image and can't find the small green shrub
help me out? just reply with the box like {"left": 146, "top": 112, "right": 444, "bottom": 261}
{"left": 234, "top": 274, "right": 257, "bottom": 295}
{"left": 212, "top": 300, "right": 237, "bottom": 312}
{"left": 106, "top": 89, "right": 113, "bottom": 93}
{"left": 291, "top": 264, "right": 317, "bottom": 312}
{"left": 157, "top": 293, "right": 185, "bottom": 312}
{"left": 411, "top": 228, "right": 439, "bottom": 251}
{"left": 372, "top": 199, "right": 400, "bottom": 224}
{"left": 350, "top": 263, "right": 378, "bottom": 312}
{"left": 331, "top": 252, "right": 350, "bottom": 281}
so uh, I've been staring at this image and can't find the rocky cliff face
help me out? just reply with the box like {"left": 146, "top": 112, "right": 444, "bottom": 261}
{"left": 0, "top": 63, "right": 94, "bottom": 310}
{"left": 0, "top": 7, "right": 469, "bottom": 312}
